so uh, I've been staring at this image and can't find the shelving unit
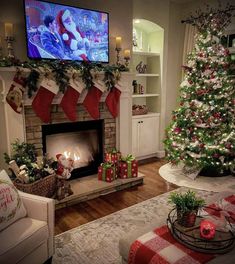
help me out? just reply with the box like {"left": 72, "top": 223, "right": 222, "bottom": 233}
{"left": 131, "top": 19, "right": 164, "bottom": 159}
{"left": 132, "top": 51, "right": 161, "bottom": 115}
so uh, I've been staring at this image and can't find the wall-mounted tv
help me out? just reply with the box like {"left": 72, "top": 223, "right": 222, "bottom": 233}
{"left": 24, "top": 0, "right": 109, "bottom": 62}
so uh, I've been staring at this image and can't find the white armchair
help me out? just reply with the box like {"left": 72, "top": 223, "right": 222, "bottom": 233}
{"left": 0, "top": 191, "right": 54, "bottom": 264}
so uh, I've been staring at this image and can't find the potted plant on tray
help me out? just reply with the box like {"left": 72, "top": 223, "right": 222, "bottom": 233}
{"left": 168, "top": 190, "right": 205, "bottom": 227}
{"left": 4, "top": 140, "right": 57, "bottom": 197}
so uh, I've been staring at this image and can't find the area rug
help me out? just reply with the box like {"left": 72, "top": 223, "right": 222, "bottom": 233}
{"left": 159, "top": 163, "right": 235, "bottom": 193}
{"left": 53, "top": 187, "right": 215, "bottom": 264}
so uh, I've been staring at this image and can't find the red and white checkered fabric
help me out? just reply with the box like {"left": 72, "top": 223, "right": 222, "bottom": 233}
{"left": 128, "top": 194, "right": 235, "bottom": 264}
{"left": 203, "top": 194, "right": 235, "bottom": 224}
{"left": 128, "top": 225, "right": 215, "bottom": 264}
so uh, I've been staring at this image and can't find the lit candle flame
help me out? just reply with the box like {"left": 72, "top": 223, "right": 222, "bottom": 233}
{"left": 63, "top": 151, "right": 70, "bottom": 159}
{"left": 74, "top": 153, "right": 80, "bottom": 161}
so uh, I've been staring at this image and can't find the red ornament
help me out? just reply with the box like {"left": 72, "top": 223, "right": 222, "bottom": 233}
{"left": 213, "top": 112, "right": 221, "bottom": 119}
{"left": 174, "top": 127, "right": 181, "bottom": 134}
{"left": 225, "top": 143, "right": 232, "bottom": 149}
{"left": 200, "top": 220, "right": 216, "bottom": 239}
{"left": 213, "top": 153, "right": 220, "bottom": 158}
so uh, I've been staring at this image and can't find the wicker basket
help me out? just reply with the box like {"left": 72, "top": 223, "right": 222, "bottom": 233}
{"left": 14, "top": 174, "right": 56, "bottom": 198}
{"left": 132, "top": 105, "right": 148, "bottom": 116}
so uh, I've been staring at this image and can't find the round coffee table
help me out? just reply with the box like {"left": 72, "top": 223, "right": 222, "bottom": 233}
{"left": 167, "top": 207, "right": 235, "bottom": 254}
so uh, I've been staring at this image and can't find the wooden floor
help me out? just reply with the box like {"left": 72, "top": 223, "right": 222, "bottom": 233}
{"left": 54, "top": 158, "right": 179, "bottom": 235}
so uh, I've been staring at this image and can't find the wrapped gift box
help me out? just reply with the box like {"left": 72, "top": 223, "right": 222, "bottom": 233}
{"left": 105, "top": 149, "right": 121, "bottom": 164}
{"left": 118, "top": 155, "right": 138, "bottom": 179}
{"left": 98, "top": 162, "right": 116, "bottom": 182}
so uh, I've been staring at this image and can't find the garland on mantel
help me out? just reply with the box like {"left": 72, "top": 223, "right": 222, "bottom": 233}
{"left": 0, "top": 58, "right": 128, "bottom": 97}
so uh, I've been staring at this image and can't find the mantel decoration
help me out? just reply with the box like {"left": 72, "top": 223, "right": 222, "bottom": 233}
{"left": 0, "top": 58, "right": 129, "bottom": 122}
{"left": 164, "top": 4, "right": 235, "bottom": 176}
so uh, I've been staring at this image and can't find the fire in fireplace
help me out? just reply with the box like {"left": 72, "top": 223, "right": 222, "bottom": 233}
{"left": 42, "top": 120, "right": 103, "bottom": 179}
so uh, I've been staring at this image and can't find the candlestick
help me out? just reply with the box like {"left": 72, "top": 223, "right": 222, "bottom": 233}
{"left": 5, "top": 23, "right": 13, "bottom": 37}
{"left": 5, "top": 36, "right": 15, "bottom": 58}
{"left": 4, "top": 23, "right": 15, "bottom": 58}
{"left": 124, "top": 49, "right": 131, "bottom": 68}
{"left": 124, "top": 49, "right": 130, "bottom": 58}
{"left": 115, "top": 37, "right": 122, "bottom": 66}
{"left": 115, "top": 37, "right": 122, "bottom": 49}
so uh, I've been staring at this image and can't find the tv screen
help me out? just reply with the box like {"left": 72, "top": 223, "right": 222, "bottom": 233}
{"left": 24, "top": 0, "right": 109, "bottom": 62}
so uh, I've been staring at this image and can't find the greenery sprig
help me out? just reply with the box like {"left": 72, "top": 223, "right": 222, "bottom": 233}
{"left": 168, "top": 190, "right": 206, "bottom": 213}
{"left": 0, "top": 57, "right": 129, "bottom": 97}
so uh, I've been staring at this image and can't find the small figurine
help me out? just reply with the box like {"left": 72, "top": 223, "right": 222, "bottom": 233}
{"left": 55, "top": 154, "right": 74, "bottom": 200}
{"left": 136, "top": 61, "right": 147, "bottom": 74}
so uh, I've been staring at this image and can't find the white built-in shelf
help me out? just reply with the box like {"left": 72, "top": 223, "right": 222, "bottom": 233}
{"left": 136, "top": 73, "right": 159, "bottom": 77}
{"left": 132, "top": 112, "right": 160, "bottom": 118}
{"left": 133, "top": 51, "right": 160, "bottom": 56}
{"left": 132, "top": 93, "right": 160, "bottom": 98}
{"left": 229, "top": 47, "right": 235, "bottom": 53}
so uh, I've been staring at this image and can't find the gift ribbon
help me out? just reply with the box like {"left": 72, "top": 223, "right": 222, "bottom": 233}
{"left": 105, "top": 149, "right": 121, "bottom": 163}
{"left": 101, "top": 162, "right": 116, "bottom": 181}
{"left": 121, "top": 154, "right": 135, "bottom": 162}
{"left": 121, "top": 154, "right": 135, "bottom": 177}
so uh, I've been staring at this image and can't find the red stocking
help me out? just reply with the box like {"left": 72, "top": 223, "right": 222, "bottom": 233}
{"left": 32, "top": 79, "right": 58, "bottom": 123}
{"left": 6, "top": 73, "right": 26, "bottom": 114}
{"left": 105, "top": 87, "right": 121, "bottom": 118}
{"left": 83, "top": 84, "right": 103, "bottom": 119}
{"left": 60, "top": 79, "right": 84, "bottom": 121}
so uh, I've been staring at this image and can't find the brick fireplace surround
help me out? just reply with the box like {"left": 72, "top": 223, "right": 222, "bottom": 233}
{"left": 0, "top": 69, "right": 133, "bottom": 170}
{"left": 24, "top": 103, "right": 116, "bottom": 157}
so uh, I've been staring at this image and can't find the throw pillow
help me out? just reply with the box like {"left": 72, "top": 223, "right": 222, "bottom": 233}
{"left": 0, "top": 170, "right": 27, "bottom": 231}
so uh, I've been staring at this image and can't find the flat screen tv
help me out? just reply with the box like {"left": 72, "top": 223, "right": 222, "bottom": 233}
{"left": 23, "top": 0, "right": 109, "bottom": 62}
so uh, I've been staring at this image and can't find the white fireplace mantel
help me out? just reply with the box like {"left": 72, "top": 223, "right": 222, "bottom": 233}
{"left": 0, "top": 67, "right": 134, "bottom": 169}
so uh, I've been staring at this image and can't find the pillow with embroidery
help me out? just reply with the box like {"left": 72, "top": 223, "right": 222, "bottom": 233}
{"left": 0, "top": 170, "right": 27, "bottom": 231}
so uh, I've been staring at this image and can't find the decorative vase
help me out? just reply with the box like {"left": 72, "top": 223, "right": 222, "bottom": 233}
{"left": 177, "top": 208, "right": 198, "bottom": 227}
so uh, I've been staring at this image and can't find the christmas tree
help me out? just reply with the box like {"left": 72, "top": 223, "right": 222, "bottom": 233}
{"left": 164, "top": 5, "right": 235, "bottom": 176}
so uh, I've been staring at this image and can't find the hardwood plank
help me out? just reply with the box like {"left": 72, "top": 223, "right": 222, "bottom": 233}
{"left": 55, "top": 158, "right": 178, "bottom": 235}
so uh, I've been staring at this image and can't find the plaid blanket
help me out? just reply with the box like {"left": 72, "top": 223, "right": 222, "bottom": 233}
{"left": 128, "top": 194, "right": 235, "bottom": 264}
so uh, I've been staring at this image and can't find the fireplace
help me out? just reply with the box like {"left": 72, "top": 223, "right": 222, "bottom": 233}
{"left": 42, "top": 120, "right": 104, "bottom": 179}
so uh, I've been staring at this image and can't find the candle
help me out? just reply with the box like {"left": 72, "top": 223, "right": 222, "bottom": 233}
{"left": 124, "top": 49, "right": 130, "bottom": 59}
{"left": 5, "top": 23, "right": 13, "bottom": 37}
{"left": 200, "top": 220, "right": 216, "bottom": 239}
{"left": 116, "top": 37, "right": 122, "bottom": 49}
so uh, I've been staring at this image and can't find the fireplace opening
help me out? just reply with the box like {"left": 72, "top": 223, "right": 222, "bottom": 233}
{"left": 42, "top": 120, "right": 104, "bottom": 179}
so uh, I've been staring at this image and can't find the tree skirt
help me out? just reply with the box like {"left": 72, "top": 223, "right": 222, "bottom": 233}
{"left": 53, "top": 187, "right": 216, "bottom": 264}
{"left": 159, "top": 163, "right": 235, "bottom": 193}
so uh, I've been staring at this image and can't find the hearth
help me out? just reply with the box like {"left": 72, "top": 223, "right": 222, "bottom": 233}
{"left": 42, "top": 120, "right": 103, "bottom": 179}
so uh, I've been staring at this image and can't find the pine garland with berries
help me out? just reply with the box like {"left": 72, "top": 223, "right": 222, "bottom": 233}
{"left": 0, "top": 58, "right": 129, "bottom": 97}
{"left": 164, "top": 4, "right": 235, "bottom": 176}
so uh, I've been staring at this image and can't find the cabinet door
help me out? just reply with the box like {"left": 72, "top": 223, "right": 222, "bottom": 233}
{"left": 139, "top": 116, "right": 159, "bottom": 156}
{"left": 132, "top": 119, "right": 140, "bottom": 157}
